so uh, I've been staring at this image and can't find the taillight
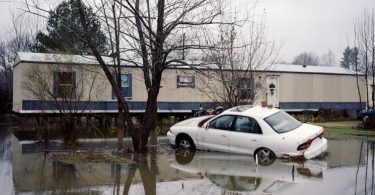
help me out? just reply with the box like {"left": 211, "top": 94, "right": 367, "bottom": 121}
{"left": 297, "top": 132, "right": 324, "bottom": 151}
{"left": 297, "top": 139, "right": 313, "bottom": 151}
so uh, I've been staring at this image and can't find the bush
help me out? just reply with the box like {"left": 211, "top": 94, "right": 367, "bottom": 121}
{"left": 156, "top": 116, "right": 180, "bottom": 135}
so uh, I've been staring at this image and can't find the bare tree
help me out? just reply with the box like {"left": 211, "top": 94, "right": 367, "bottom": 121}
{"left": 292, "top": 52, "right": 320, "bottom": 65}
{"left": 196, "top": 11, "right": 279, "bottom": 108}
{"left": 355, "top": 9, "right": 375, "bottom": 109}
{"left": 320, "top": 50, "right": 336, "bottom": 66}
{"left": 23, "top": 0, "right": 247, "bottom": 152}
{"left": 75, "top": 0, "right": 226, "bottom": 152}
{"left": 23, "top": 60, "right": 106, "bottom": 146}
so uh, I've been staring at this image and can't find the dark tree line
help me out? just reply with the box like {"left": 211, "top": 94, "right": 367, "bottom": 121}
{"left": 291, "top": 50, "right": 336, "bottom": 66}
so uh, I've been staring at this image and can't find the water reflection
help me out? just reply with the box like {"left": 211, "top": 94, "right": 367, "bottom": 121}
{"left": 354, "top": 141, "right": 375, "bottom": 195}
{"left": 3, "top": 131, "right": 375, "bottom": 195}
{"left": 0, "top": 130, "right": 15, "bottom": 195}
{"left": 170, "top": 149, "right": 325, "bottom": 194}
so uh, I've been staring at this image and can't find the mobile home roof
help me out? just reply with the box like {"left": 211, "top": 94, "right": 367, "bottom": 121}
{"left": 258, "top": 64, "right": 359, "bottom": 75}
{"left": 15, "top": 52, "right": 360, "bottom": 75}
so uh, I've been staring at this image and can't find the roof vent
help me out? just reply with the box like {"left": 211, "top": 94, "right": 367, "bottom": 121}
{"left": 302, "top": 64, "right": 307, "bottom": 68}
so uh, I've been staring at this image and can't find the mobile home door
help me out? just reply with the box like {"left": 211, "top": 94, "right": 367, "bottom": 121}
{"left": 266, "top": 76, "right": 279, "bottom": 108}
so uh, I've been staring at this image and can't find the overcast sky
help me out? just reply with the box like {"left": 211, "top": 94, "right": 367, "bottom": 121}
{"left": 1, "top": 0, "right": 375, "bottom": 65}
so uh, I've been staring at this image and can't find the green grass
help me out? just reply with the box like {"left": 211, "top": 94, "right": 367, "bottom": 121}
{"left": 313, "top": 121, "right": 375, "bottom": 141}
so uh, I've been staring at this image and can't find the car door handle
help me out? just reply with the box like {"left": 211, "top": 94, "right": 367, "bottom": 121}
{"left": 252, "top": 139, "right": 257, "bottom": 141}
{"left": 221, "top": 135, "right": 227, "bottom": 137}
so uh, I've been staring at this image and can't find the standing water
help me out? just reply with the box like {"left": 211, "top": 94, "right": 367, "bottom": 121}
{"left": 0, "top": 126, "right": 374, "bottom": 195}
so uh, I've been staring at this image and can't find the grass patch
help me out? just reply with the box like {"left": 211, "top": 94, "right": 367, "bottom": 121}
{"left": 313, "top": 121, "right": 375, "bottom": 141}
{"left": 55, "top": 151, "right": 133, "bottom": 164}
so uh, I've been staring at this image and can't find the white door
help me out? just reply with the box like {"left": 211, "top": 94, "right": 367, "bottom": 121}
{"left": 229, "top": 116, "right": 262, "bottom": 154}
{"left": 200, "top": 115, "right": 234, "bottom": 153}
{"left": 266, "top": 76, "right": 280, "bottom": 108}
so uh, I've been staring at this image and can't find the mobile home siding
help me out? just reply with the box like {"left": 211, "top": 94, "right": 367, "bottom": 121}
{"left": 276, "top": 72, "right": 366, "bottom": 110}
{"left": 13, "top": 52, "right": 367, "bottom": 113}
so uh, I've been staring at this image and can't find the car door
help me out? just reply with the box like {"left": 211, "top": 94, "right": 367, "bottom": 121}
{"left": 200, "top": 115, "right": 234, "bottom": 153}
{"left": 229, "top": 116, "right": 262, "bottom": 155}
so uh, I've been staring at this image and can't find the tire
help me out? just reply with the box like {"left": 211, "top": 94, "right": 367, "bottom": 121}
{"left": 176, "top": 135, "right": 196, "bottom": 150}
{"left": 255, "top": 148, "right": 276, "bottom": 166}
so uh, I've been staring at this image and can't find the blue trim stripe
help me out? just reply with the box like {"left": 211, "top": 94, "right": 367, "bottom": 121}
{"left": 21, "top": 100, "right": 364, "bottom": 112}
{"left": 279, "top": 102, "right": 364, "bottom": 110}
{"left": 22, "top": 100, "right": 219, "bottom": 111}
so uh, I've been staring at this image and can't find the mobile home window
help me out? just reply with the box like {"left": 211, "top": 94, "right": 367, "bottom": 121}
{"left": 112, "top": 74, "right": 132, "bottom": 98}
{"left": 177, "top": 75, "right": 195, "bottom": 88}
{"left": 239, "top": 78, "right": 254, "bottom": 100}
{"left": 53, "top": 72, "right": 76, "bottom": 98}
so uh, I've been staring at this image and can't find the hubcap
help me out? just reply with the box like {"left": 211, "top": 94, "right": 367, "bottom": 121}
{"left": 258, "top": 149, "right": 273, "bottom": 165}
{"left": 179, "top": 140, "right": 191, "bottom": 149}
{"left": 260, "top": 149, "right": 270, "bottom": 157}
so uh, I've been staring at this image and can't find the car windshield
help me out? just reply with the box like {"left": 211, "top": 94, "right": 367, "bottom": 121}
{"left": 264, "top": 111, "right": 302, "bottom": 133}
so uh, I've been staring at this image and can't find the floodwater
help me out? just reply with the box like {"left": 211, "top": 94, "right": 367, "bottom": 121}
{"left": 1, "top": 129, "right": 375, "bottom": 195}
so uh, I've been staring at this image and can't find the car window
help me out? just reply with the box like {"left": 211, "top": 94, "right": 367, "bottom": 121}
{"left": 208, "top": 115, "right": 234, "bottom": 131}
{"left": 264, "top": 111, "right": 302, "bottom": 133}
{"left": 234, "top": 116, "right": 262, "bottom": 134}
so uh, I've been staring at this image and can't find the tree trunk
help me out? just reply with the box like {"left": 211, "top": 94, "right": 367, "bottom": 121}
{"left": 76, "top": 0, "right": 136, "bottom": 152}
{"left": 35, "top": 116, "right": 43, "bottom": 142}
{"left": 372, "top": 63, "right": 374, "bottom": 108}
{"left": 365, "top": 63, "right": 369, "bottom": 108}
{"left": 116, "top": 111, "right": 124, "bottom": 151}
{"left": 63, "top": 116, "right": 77, "bottom": 148}
{"left": 139, "top": 94, "right": 158, "bottom": 153}
{"left": 356, "top": 62, "right": 363, "bottom": 108}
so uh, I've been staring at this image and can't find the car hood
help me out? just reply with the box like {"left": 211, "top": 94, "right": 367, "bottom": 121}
{"left": 283, "top": 123, "right": 324, "bottom": 143}
{"left": 172, "top": 115, "right": 213, "bottom": 127}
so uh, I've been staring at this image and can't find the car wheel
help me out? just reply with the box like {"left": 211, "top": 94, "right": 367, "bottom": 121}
{"left": 255, "top": 148, "right": 276, "bottom": 166}
{"left": 363, "top": 115, "right": 369, "bottom": 123}
{"left": 176, "top": 135, "right": 196, "bottom": 150}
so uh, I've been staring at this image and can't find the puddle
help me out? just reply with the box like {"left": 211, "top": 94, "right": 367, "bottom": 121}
{"left": 1, "top": 128, "right": 375, "bottom": 195}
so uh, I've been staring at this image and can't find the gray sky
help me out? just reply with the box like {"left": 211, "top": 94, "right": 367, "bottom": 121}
{"left": 258, "top": 0, "right": 375, "bottom": 64}
{"left": 1, "top": 0, "right": 375, "bottom": 64}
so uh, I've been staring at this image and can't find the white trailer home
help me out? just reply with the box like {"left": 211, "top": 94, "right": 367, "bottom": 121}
{"left": 12, "top": 52, "right": 366, "bottom": 114}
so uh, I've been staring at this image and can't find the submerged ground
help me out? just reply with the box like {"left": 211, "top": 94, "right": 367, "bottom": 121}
{"left": 0, "top": 121, "right": 375, "bottom": 195}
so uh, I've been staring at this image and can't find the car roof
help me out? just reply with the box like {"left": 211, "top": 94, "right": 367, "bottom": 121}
{"left": 223, "top": 105, "right": 280, "bottom": 119}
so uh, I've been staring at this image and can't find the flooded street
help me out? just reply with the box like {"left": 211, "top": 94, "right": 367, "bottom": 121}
{"left": 1, "top": 128, "right": 374, "bottom": 195}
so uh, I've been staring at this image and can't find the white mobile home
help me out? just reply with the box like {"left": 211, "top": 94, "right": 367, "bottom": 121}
{"left": 12, "top": 52, "right": 366, "bottom": 114}
{"left": 258, "top": 64, "right": 366, "bottom": 111}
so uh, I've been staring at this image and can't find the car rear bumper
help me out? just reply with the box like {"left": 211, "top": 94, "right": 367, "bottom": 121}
{"left": 304, "top": 138, "right": 327, "bottom": 159}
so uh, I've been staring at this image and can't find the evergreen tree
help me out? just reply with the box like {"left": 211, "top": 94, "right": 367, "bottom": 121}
{"left": 31, "top": 0, "right": 107, "bottom": 54}
{"left": 340, "top": 46, "right": 351, "bottom": 69}
{"left": 340, "top": 46, "right": 359, "bottom": 70}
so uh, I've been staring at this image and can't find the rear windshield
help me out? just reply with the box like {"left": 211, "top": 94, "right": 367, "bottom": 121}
{"left": 264, "top": 111, "right": 302, "bottom": 133}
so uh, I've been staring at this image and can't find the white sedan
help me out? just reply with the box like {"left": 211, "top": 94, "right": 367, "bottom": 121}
{"left": 167, "top": 105, "right": 327, "bottom": 161}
